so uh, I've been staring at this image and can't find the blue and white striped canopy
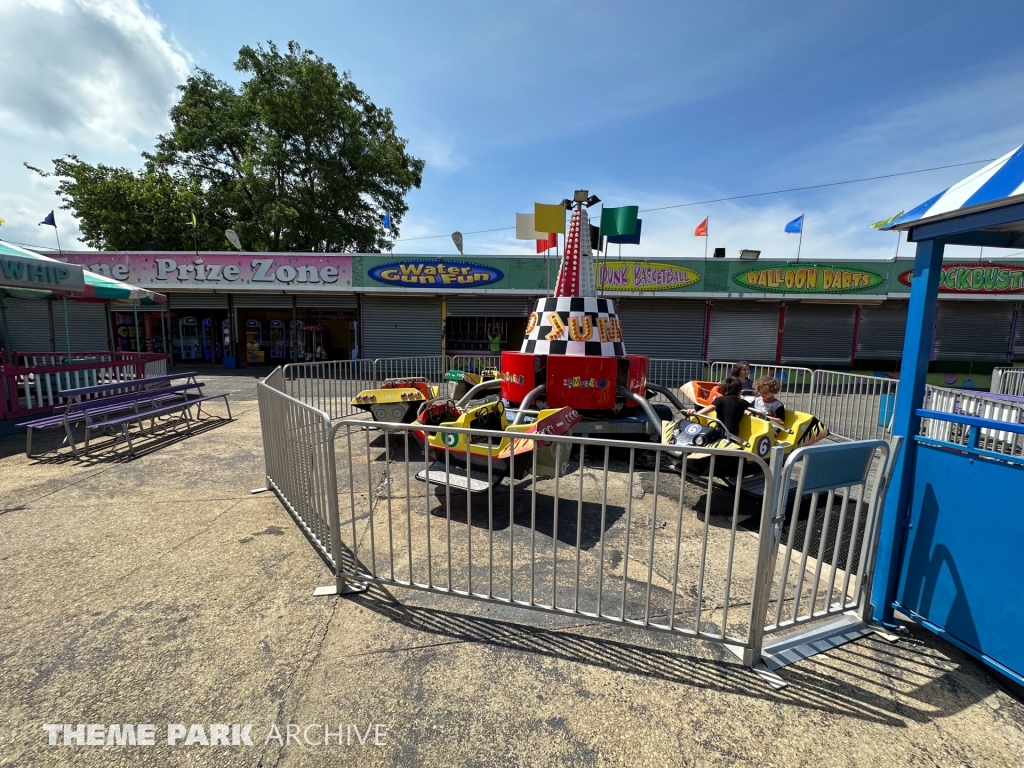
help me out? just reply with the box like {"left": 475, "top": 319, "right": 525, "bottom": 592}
{"left": 884, "top": 144, "right": 1024, "bottom": 230}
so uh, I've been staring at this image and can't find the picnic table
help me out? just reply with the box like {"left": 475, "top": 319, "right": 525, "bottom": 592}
{"left": 23, "top": 372, "right": 231, "bottom": 458}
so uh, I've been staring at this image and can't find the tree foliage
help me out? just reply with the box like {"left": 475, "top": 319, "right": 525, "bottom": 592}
{"left": 32, "top": 41, "right": 424, "bottom": 252}
{"left": 28, "top": 157, "right": 223, "bottom": 251}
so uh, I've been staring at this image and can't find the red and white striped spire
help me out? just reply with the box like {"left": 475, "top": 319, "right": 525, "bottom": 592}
{"left": 554, "top": 207, "right": 596, "bottom": 298}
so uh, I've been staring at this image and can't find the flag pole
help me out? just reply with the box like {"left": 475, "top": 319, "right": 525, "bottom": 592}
{"left": 704, "top": 217, "right": 709, "bottom": 261}
{"left": 796, "top": 221, "right": 803, "bottom": 262}
{"left": 598, "top": 202, "right": 602, "bottom": 299}
{"left": 54, "top": 222, "right": 63, "bottom": 257}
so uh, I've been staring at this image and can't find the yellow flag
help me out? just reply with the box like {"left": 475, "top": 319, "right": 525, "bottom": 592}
{"left": 534, "top": 203, "right": 566, "bottom": 234}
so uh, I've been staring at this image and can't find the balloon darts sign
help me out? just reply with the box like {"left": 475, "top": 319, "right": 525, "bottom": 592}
{"left": 733, "top": 264, "right": 885, "bottom": 294}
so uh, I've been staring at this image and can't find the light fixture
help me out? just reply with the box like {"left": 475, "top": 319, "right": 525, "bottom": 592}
{"left": 225, "top": 229, "right": 242, "bottom": 251}
{"left": 739, "top": 249, "right": 761, "bottom": 260}
{"left": 585, "top": 195, "right": 601, "bottom": 207}
{"left": 451, "top": 231, "right": 464, "bottom": 255}
{"left": 712, "top": 247, "right": 726, "bottom": 258}
{"left": 573, "top": 190, "right": 589, "bottom": 203}
{"left": 560, "top": 198, "right": 573, "bottom": 210}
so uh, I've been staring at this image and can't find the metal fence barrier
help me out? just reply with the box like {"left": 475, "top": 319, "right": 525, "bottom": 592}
{"left": 256, "top": 364, "right": 903, "bottom": 679}
{"left": 283, "top": 359, "right": 377, "bottom": 421}
{"left": 374, "top": 356, "right": 451, "bottom": 384}
{"left": 752, "top": 438, "right": 900, "bottom": 669}
{"left": 809, "top": 370, "right": 899, "bottom": 442}
{"left": 331, "top": 417, "right": 778, "bottom": 652}
{"left": 257, "top": 369, "right": 346, "bottom": 585}
{"left": 991, "top": 367, "right": 1024, "bottom": 397}
{"left": 646, "top": 359, "right": 708, "bottom": 404}
{"left": 276, "top": 355, "right": 906, "bottom": 447}
{"left": 448, "top": 354, "right": 502, "bottom": 373}
{"left": 708, "top": 362, "right": 813, "bottom": 414}
{"left": 923, "top": 385, "right": 1024, "bottom": 458}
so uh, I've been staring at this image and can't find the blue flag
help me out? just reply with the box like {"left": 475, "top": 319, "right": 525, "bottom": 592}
{"left": 382, "top": 212, "right": 392, "bottom": 230}
{"left": 784, "top": 214, "right": 803, "bottom": 234}
{"left": 39, "top": 210, "right": 56, "bottom": 227}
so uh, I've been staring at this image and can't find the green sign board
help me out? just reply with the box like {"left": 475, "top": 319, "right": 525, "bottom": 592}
{"left": 731, "top": 263, "right": 886, "bottom": 294}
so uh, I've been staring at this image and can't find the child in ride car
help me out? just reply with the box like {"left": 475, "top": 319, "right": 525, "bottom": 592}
{"left": 685, "top": 376, "right": 749, "bottom": 437}
{"left": 753, "top": 375, "right": 786, "bottom": 425}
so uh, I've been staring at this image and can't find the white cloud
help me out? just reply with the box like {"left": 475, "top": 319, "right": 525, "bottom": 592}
{"left": 0, "top": 0, "right": 189, "bottom": 149}
{"left": 0, "top": 0, "right": 189, "bottom": 248}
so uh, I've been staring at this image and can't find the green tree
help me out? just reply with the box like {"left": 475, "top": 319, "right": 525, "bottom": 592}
{"left": 27, "top": 157, "right": 223, "bottom": 251}
{"left": 32, "top": 40, "right": 424, "bottom": 252}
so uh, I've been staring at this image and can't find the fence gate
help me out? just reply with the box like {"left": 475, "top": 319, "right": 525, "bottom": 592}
{"left": 256, "top": 364, "right": 903, "bottom": 685}
{"left": 744, "top": 438, "right": 902, "bottom": 674}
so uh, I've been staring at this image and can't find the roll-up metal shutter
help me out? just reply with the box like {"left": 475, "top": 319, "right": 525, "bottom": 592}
{"left": 1, "top": 297, "right": 52, "bottom": 351}
{"left": 168, "top": 292, "right": 228, "bottom": 309}
{"left": 362, "top": 294, "right": 442, "bottom": 358}
{"left": 856, "top": 302, "right": 908, "bottom": 361}
{"left": 52, "top": 301, "right": 110, "bottom": 352}
{"left": 1012, "top": 308, "right": 1024, "bottom": 361}
{"left": 707, "top": 301, "right": 780, "bottom": 364}
{"left": 934, "top": 302, "right": 1014, "bottom": 362}
{"left": 617, "top": 299, "right": 706, "bottom": 358}
{"left": 296, "top": 294, "right": 357, "bottom": 308}
{"left": 781, "top": 303, "right": 856, "bottom": 365}
{"left": 445, "top": 295, "right": 532, "bottom": 316}
{"left": 232, "top": 293, "right": 293, "bottom": 308}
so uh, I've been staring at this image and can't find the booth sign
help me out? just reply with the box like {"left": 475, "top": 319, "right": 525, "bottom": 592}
{"left": 897, "top": 262, "right": 1024, "bottom": 294}
{"left": 732, "top": 263, "right": 885, "bottom": 294}
{"left": 596, "top": 261, "right": 701, "bottom": 292}
{"left": 367, "top": 260, "right": 504, "bottom": 288}
{"left": 1, "top": 252, "right": 85, "bottom": 292}
{"left": 62, "top": 253, "right": 352, "bottom": 291}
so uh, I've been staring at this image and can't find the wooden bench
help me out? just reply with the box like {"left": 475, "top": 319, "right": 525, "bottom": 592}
{"left": 23, "top": 372, "right": 231, "bottom": 458}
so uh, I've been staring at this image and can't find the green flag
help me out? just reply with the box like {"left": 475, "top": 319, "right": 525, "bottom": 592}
{"left": 869, "top": 211, "right": 903, "bottom": 229}
{"left": 190, "top": 211, "right": 197, "bottom": 229}
{"left": 600, "top": 206, "right": 639, "bottom": 238}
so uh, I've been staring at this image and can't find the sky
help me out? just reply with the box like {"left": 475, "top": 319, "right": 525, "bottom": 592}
{"left": 1, "top": 0, "right": 1023, "bottom": 261}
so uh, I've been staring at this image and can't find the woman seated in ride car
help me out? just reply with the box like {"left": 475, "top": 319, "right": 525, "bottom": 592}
{"left": 685, "top": 376, "right": 749, "bottom": 437}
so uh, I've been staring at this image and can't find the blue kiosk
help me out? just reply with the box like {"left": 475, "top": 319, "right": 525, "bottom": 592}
{"left": 874, "top": 144, "right": 1024, "bottom": 688}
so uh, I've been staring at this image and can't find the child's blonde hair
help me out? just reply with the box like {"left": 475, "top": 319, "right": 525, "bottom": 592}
{"left": 754, "top": 375, "right": 781, "bottom": 394}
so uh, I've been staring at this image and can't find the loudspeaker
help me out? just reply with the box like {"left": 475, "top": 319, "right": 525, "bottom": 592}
{"left": 712, "top": 247, "right": 725, "bottom": 258}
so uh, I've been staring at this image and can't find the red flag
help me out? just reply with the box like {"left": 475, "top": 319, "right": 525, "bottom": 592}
{"left": 536, "top": 232, "right": 557, "bottom": 253}
{"left": 694, "top": 217, "right": 708, "bottom": 237}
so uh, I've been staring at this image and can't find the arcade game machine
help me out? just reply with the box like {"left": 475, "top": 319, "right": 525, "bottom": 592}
{"left": 270, "top": 319, "right": 287, "bottom": 360}
{"left": 201, "top": 317, "right": 218, "bottom": 361}
{"left": 246, "top": 319, "right": 265, "bottom": 363}
{"left": 179, "top": 316, "right": 200, "bottom": 360}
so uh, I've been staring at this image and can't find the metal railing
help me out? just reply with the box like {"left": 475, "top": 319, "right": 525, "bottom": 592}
{"left": 274, "top": 354, "right": 908, "bottom": 446}
{"left": 708, "top": 362, "right": 813, "bottom": 414}
{"left": 922, "top": 385, "right": 1024, "bottom": 458}
{"left": 282, "top": 359, "right": 377, "bottom": 421}
{"left": 448, "top": 354, "right": 502, "bottom": 373}
{"left": 991, "top": 367, "right": 1024, "bottom": 397}
{"left": 646, "top": 359, "right": 708, "bottom": 404}
{"left": 257, "top": 369, "right": 345, "bottom": 580}
{"left": 373, "top": 356, "right": 450, "bottom": 384}
{"left": 331, "top": 417, "right": 778, "bottom": 650}
{"left": 256, "top": 365, "right": 903, "bottom": 674}
{"left": 809, "top": 370, "right": 899, "bottom": 442}
{"left": 757, "top": 439, "right": 899, "bottom": 650}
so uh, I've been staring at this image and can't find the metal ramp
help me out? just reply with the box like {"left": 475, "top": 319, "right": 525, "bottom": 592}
{"left": 415, "top": 461, "right": 502, "bottom": 493}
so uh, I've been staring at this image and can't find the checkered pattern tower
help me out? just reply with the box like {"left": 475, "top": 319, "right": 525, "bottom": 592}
{"left": 501, "top": 193, "right": 647, "bottom": 411}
